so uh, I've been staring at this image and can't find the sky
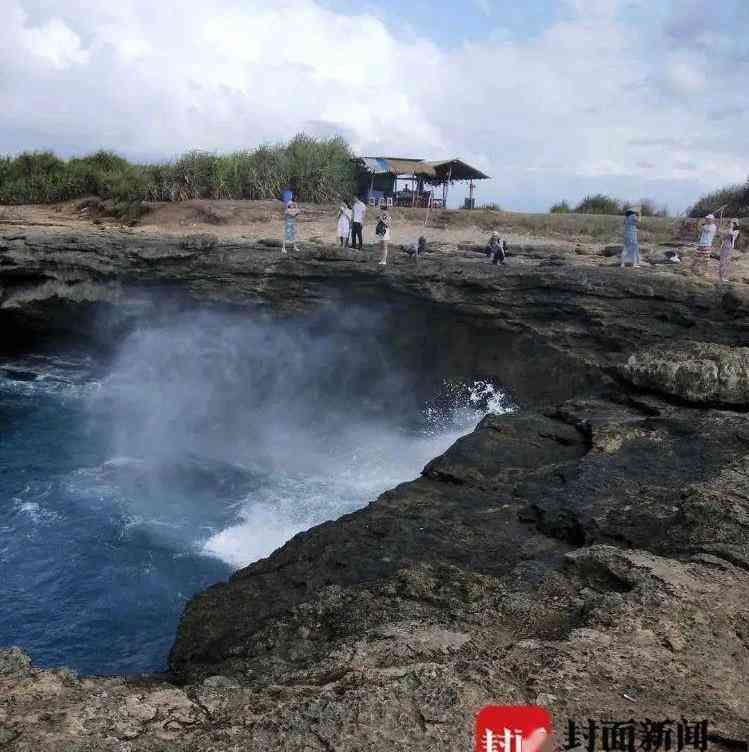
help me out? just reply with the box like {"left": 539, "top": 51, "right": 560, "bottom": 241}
{"left": 1, "top": 0, "right": 748, "bottom": 213}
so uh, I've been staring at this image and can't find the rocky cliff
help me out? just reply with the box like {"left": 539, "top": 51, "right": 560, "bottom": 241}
{"left": 1, "top": 227, "right": 748, "bottom": 751}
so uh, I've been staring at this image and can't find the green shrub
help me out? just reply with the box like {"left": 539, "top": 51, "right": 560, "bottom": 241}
{"left": 689, "top": 179, "right": 749, "bottom": 218}
{"left": 110, "top": 200, "right": 150, "bottom": 226}
{"left": 637, "top": 198, "right": 669, "bottom": 218}
{"left": 106, "top": 169, "right": 149, "bottom": 203}
{"left": 0, "top": 135, "right": 357, "bottom": 207}
{"left": 73, "top": 150, "right": 132, "bottom": 173}
{"left": 550, "top": 200, "right": 571, "bottom": 214}
{"left": 12, "top": 150, "right": 65, "bottom": 179}
{"left": 574, "top": 194, "right": 622, "bottom": 215}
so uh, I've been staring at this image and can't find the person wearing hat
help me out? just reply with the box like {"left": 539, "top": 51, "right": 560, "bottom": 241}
{"left": 719, "top": 218, "right": 740, "bottom": 283}
{"left": 692, "top": 213, "right": 719, "bottom": 275}
{"left": 621, "top": 206, "right": 641, "bottom": 268}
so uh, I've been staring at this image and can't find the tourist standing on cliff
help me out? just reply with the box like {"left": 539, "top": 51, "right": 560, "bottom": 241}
{"left": 351, "top": 196, "right": 366, "bottom": 251}
{"left": 337, "top": 201, "right": 352, "bottom": 248}
{"left": 620, "top": 206, "right": 641, "bottom": 268}
{"left": 376, "top": 201, "right": 392, "bottom": 266}
{"left": 281, "top": 200, "right": 301, "bottom": 254}
{"left": 692, "top": 213, "right": 718, "bottom": 275}
{"left": 719, "top": 218, "right": 740, "bottom": 284}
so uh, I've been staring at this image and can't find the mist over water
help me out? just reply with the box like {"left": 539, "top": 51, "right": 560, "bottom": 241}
{"left": 0, "top": 306, "right": 510, "bottom": 673}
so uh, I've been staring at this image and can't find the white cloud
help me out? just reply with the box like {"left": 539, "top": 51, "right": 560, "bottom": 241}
{"left": 662, "top": 54, "right": 708, "bottom": 96}
{"left": 0, "top": 0, "right": 747, "bottom": 211}
{"left": 21, "top": 16, "right": 89, "bottom": 68}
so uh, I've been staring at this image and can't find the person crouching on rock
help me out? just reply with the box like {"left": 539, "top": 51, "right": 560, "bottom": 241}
{"left": 486, "top": 231, "right": 506, "bottom": 265}
{"left": 621, "top": 206, "right": 641, "bottom": 268}
{"left": 282, "top": 200, "right": 300, "bottom": 255}
{"left": 692, "top": 213, "right": 718, "bottom": 276}
{"left": 406, "top": 236, "right": 427, "bottom": 259}
{"left": 376, "top": 201, "right": 392, "bottom": 266}
{"left": 719, "top": 218, "right": 740, "bottom": 284}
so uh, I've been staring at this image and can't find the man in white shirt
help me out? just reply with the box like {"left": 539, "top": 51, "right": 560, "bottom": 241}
{"left": 351, "top": 197, "right": 366, "bottom": 250}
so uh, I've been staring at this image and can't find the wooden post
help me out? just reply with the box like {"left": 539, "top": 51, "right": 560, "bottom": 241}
{"left": 443, "top": 166, "right": 452, "bottom": 208}
{"left": 469, "top": 178, "right": 474, "bottom": 209}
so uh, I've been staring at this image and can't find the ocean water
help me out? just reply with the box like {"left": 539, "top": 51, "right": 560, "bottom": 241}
{"left": 0, "top": 309, "right": 510, "bottom": 675}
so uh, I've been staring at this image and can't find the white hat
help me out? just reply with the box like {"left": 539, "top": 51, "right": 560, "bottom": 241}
{"left": 706, "top": 213, "right": 715, "bottom": 220}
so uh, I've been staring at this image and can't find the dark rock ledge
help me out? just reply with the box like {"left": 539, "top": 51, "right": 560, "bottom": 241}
{"left": 1, "top": 228, "right": 749, "bottom": 751}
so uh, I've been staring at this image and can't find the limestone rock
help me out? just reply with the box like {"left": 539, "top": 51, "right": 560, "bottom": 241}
{"left": 601, "top": 244, "right": 622, "bottom": 257}
{"left": 2, "top": 225, "right": 749, "bottom": 750}
{"left": 620, "top": 342, "right": 749, "bottom": 404}
{"left": 203, "top": 675, "right": 241, "bottom": 688}
{"left": 124, "top": 695, "right": 157, "bottom": 722}
{"left": 0, "top": 647, "right": 31, "bottom": 676}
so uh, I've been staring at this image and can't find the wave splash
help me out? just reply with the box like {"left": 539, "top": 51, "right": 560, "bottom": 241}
{"left": 3, "top": 315, "right": 513, "bottom": 571}
{"left": 0, "top": 309, "right": 514, "bottom": 673}
{"left": 202, "top": 377, "right": 511, "bottom": 568}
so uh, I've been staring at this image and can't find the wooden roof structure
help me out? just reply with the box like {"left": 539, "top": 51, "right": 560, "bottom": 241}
{"left": 355, "top": 155, "right": 491, "bottom": 209}
{"left": 356, "top": 157, "right": 437, "bottom": 177}
{"left": 356, "top": 156, "right": 490, "bottom": 183}
{"left": 427, "top": 159, "right": 491, "bottom": 184}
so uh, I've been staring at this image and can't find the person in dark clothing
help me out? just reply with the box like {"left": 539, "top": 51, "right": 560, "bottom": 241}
{"left": 351, "top": 196, "right": 366, "bottom": 251}
{"left": 486, "top": 231, "right": 506, "bottom": 265}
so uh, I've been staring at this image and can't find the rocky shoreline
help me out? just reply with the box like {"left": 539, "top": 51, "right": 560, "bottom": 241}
{"left": 1, "top": 226, "right": 748, "bottom": 750}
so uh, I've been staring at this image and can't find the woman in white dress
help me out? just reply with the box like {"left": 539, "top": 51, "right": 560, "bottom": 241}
{"left": 337, "top": 202, "right": 352, "bottom": 247}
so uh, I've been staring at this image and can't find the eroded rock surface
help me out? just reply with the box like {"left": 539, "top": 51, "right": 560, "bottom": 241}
{"left": 620, "top": 343, "right": 749, "bottom": 405}
{"left": 2, "top": 226, "right": 748, "bottom": 403}
{"left": 2, "top": 226, "right": 749, "bottom": 750}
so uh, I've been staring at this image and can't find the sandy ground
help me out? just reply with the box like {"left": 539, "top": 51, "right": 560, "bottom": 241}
{"left": 0, "top": 200, "right": 589, "bottom": 249}
{"left": 1, "top": 199, "right": 746, "bottom": 284}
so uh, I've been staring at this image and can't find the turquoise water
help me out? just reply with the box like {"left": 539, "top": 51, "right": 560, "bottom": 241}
{"left": 0, "top": 311, "right": 508, "bottom": 675}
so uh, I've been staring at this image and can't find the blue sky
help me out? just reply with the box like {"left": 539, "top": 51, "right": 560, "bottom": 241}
{"left": 319, "top": 0, "right": 568, "bottom": 47}
{"left": 1, "top": 0, "right": 748, "bottom": 213}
